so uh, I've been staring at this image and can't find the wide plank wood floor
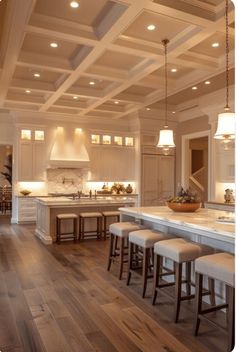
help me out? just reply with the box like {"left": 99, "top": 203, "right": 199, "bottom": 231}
{"left": 0, "top": 216, "right": 229, "bottom": 352}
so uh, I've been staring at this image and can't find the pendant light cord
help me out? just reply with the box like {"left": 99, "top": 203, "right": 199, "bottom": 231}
{"left": 162, "top": 39, "right": 169, "bottom": 128}
{"left": 225, "top": 0, "right": 229, "bottom": 110}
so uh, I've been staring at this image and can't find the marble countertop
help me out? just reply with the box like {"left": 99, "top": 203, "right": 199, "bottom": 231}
{"left": 119, "top": 206, "right": 235, "bottom": 241}
{"left": 36, "top": 196, "right": 136, "bottom": 206}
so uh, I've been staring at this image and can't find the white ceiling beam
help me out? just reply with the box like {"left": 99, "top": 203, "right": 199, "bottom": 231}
{"left": 0, "top": 0, "right": 36, "bottom": 105}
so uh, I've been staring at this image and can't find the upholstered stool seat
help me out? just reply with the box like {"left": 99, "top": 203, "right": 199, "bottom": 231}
{"left": 102, "top": 211, "right": 120, "bottom": 240}
{"left": 107, "top": 222, "right": 144, "bottom": 280}
{"left": 56, "top": 213, "right": 78, "bottom": 244}
{"left": 152, "top": 238, "right": 214, "bottom": 323}
{"left": 193, "top": 253, "right": 235, "bottom": 352}
{"left": 127, "top": 229, "right": 172, "bottom": 297}
{"left": 79, "top": 212, "right": 102, "bottom": 240}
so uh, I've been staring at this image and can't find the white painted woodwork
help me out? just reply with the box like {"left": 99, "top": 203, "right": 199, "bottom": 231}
{"left": 141, "top": 154, "right": 175, "bottom": 206}
{"left": 15, "top": 196, "right": 37, "bottom": 223}
{"left": 89, "top": 146, "right": 135, "bottom": 181}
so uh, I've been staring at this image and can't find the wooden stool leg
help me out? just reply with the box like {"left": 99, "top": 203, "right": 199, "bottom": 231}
{"left": 73, "top": 218, "right": 77, "bottom": 242}
{"left": 208, "top": 278, "right": 215, "bottom": 306}
{"left": 193, "top": 272, "right": 203, "bottom": 336}
{"left": 174, "top": 262, "right": 182, "bottom": 323}
{"left": 104, "top": 216, "right": 107, "bottom": 240}
{"left": 186, "top": 261, "right": 191, "bottom": 296}
{"left": 126, "top": 241, "right": 133, "bottom": 285}
{"left": 107, "top": 233, "right": 114, "bottom": 271}
{"left": 152, "top": 254, "right": 161, "bottom": 305}
{"left": 226, "top": 285, "right": 235, "bottom": 352}
{"left": 142, "top": 248, "right": 149, "bottom": 298}
{"left": 118, "top": 237, "right": 124, "bottom": 280}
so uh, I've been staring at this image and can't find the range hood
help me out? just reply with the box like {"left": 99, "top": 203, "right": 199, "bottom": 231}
{"left": 48, "top": 127, "right": 90, "bottom": 168}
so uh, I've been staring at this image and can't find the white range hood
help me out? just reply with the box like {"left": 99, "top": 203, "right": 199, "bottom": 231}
{"left": 48, "top": 127, "right": 90, "bottom": 168}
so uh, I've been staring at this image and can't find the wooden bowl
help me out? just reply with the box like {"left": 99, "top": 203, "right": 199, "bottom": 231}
{"left": 166, "top": 202, "right": 201, "bottom": 212}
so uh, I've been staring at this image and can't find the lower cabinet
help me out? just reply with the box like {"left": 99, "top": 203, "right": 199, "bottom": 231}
{"left": 16, "top": 197, "right": 37, "bottom": 223}
{"left": 141, "top": 154, "right": 175, "bottom": 206}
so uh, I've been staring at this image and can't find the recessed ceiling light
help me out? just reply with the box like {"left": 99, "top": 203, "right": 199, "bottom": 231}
{"left": 33, "top": 73, "right": 40, "bottom": 78}
{"left": 73, "top": 96, "right": 78, "bottom": 99}
{"left": 205, "top": 80, "right": 211, "bottom": 85}
{"left": 89, "top": 81, "right": 95, "bottom": 85}
{"left": 114, "top": 101, "right": 119, "bottom": 104}
{"left": 146, "top": 108, "right": 151, "bottom": 111}
{"left": 25, "top": 89, "right": 31, "bottom": 94}
{"left": 147, "top": 24, "right": 156, "bottom": 31}
{"left": 172, "top": 111, "right": 176, "bottom": 114}
{"left": 212, "top": 42, "right": 219, "bottom": 48}
{"left": 171, "top": 68, "right": 177, "bottom": 73}
{"left": 50, "top": 42, "right": 58, "bottom": 48}
{"left": 70, "top": 1, "right": 79, "bottom": 8}
{"left": 192, "top": 86, "right": 198, "bottom": 90}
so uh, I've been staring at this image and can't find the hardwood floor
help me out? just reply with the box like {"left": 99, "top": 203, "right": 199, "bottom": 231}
{"left": 0, "top": 218, "right": 229, "bottom": 352}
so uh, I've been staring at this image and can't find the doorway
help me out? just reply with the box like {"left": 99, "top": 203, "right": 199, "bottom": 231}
{"left": 181, "top": 131, "right": 211, "bottom": 203}
{"left": 0, "top": 145, "right": 12, "bottom": 217}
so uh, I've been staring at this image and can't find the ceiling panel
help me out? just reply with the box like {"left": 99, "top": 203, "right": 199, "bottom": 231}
{"left": 151, "top": 64, "right": 194, "bottom": 79}
{"left": 34, "top": 0, "right": 109, "bottom": 26}
{"left": 12, "top": 66, "right": 63, "bottom": 83}
{"left": 189, "top": 32, "right": 234, "bottom": 58}
{"left": 72, "top": 76, "right": 111, "bottom": 89}
{"left": 123, "top": 11, "right": 192, "bottom": 43}
{"left": 21, "top": 33, "right": 81, "bottom": 60}
{"left": 93, "top": 50, "right": 143, "bottom": 70}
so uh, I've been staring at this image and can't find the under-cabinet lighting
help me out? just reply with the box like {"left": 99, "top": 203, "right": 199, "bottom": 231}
{"left": 75, "top": 128, "right": 82, "bottom": 134}
{"left": 125, "top": 137, "right": 134, "bottom": 146}
{"left": 114, "top": 136, "right": 122, "bottom": 145}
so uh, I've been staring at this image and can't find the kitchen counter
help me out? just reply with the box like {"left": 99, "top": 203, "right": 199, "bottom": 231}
{"left": 204, "top": 201, "right": 235, "bottom": 212}
{"left": 119, "top": 206, "right": 235, "bottom": 253}
{"left": 35, "top": 195, "right": 137, "bottom": 244}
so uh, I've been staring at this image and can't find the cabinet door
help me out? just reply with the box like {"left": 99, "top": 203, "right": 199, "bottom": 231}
{"left": 141, "top": 154, "right": 175, "bottom": 206}
{"left": 18, "top": 142, "right": 33, "bottom": 181}
{"left": 142, "top": 154, "right": 158, "bottom": 205}
{"left": 158, "top": 155, "right": 175, "bottom": 202}
{"left": 33, "top": 142, "right": 46, "bottom": 181}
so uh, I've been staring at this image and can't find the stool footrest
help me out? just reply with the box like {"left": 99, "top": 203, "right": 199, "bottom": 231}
{"left": 200, "top": 303, "right": 228, "bottom": 315}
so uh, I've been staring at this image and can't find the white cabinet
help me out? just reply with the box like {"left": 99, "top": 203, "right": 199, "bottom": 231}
{"left": 17, "top": 127, "right": 46, "bottom": 181}
{"left": 141, "top": 154, "right": 175, "bottom": 206}
{"left": 16, "top": 197, "right": 37, "bottom": 223}
{"left": 89, "top": 146, "right": 135, "bottom": 181}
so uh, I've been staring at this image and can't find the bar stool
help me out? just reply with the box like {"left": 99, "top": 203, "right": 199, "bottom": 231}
{"left": 56, "top": 213, "right": 78, "bottom": 244}
{"left": 193, "top": 252, "right": 235, "bottom": 352}
{"left": 107, "top": 222, "right": 144, "bottom": 280}
{"left": 79, "top": 212, "right": 103, "bottom": 240}
{"left": 152, "top": 238, "right": 214, "bottom": 323}
{"left": 127, "top": 229, "right": 173, "bottom": 298}
{"left": 102, "top": 211, "right": 120, "bottom": 240}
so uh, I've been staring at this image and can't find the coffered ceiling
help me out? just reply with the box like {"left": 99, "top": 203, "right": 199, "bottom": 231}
{"left": 0, "top": 0, "right": 234, "bottom": 120}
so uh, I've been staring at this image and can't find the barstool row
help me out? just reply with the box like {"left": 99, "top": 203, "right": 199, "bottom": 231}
{"left": 107, "top": 221, "right": 235, "bottom": 352}
{"left": 56, "top": 210, "right": 120, "bottom": 243}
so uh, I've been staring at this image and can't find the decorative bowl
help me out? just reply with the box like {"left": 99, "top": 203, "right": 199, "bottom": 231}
{"left": 20, "top": 189, "right": 31, "bottom": 196}
{"left": 166, "top": 202, "right": 201, "bottom": 212}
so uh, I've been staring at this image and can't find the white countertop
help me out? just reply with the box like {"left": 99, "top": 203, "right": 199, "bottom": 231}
{"left": 36, "top": 196, "right": 136, "bottom": 206}
{"left": 119, "top": 206, "right": 235, "bottom": 243}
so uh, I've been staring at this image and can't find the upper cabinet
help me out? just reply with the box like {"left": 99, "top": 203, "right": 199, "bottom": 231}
{"left": 17, "top": 127, "right": 46, "bottom": 181}
{"left": 90, "top": 132, "right": 135, "bottom": 148}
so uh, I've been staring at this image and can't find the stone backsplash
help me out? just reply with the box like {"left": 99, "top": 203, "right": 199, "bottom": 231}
{"left": 47, "top": 168, "right": 88, "bottom": 194}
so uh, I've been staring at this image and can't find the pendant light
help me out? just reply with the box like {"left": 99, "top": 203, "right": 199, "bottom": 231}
{"left": 157, "top": 39, "right": 175, "bottom": 155}
{"left": 214, "top": 0, "right": 235, "bottom": 146}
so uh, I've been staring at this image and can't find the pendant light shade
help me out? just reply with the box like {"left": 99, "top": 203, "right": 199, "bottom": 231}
{"left": 214, "top": 0, "right": 235, "bottom": 142}
{"left": 157, "top": 39, "right": 175, "bottom": 154}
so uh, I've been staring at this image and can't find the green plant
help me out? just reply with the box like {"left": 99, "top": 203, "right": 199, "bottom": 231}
{"left": 1, "top": 154, "right": 12, "bottom": 185}
{"left": 168, "top": 187, "right": 200, "bottom": 204}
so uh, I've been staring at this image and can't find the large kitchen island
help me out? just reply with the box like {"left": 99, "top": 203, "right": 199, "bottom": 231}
{"left": 119, "top": 206, "right": 235, "bottom": 253}
{"left": 35, "top": 195, "right": 137, "bottom": 244}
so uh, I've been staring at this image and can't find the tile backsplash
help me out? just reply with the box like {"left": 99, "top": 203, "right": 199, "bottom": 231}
{"left": 47, "top": 168, "right": 88, "bottom": 194}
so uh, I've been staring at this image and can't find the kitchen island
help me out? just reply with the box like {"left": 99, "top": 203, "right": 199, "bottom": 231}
{"left": 119, "top": 206, "right": 235, "bottom": 253}
{"left": 35, "top": 195, "right": 137, "bottom": 244}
